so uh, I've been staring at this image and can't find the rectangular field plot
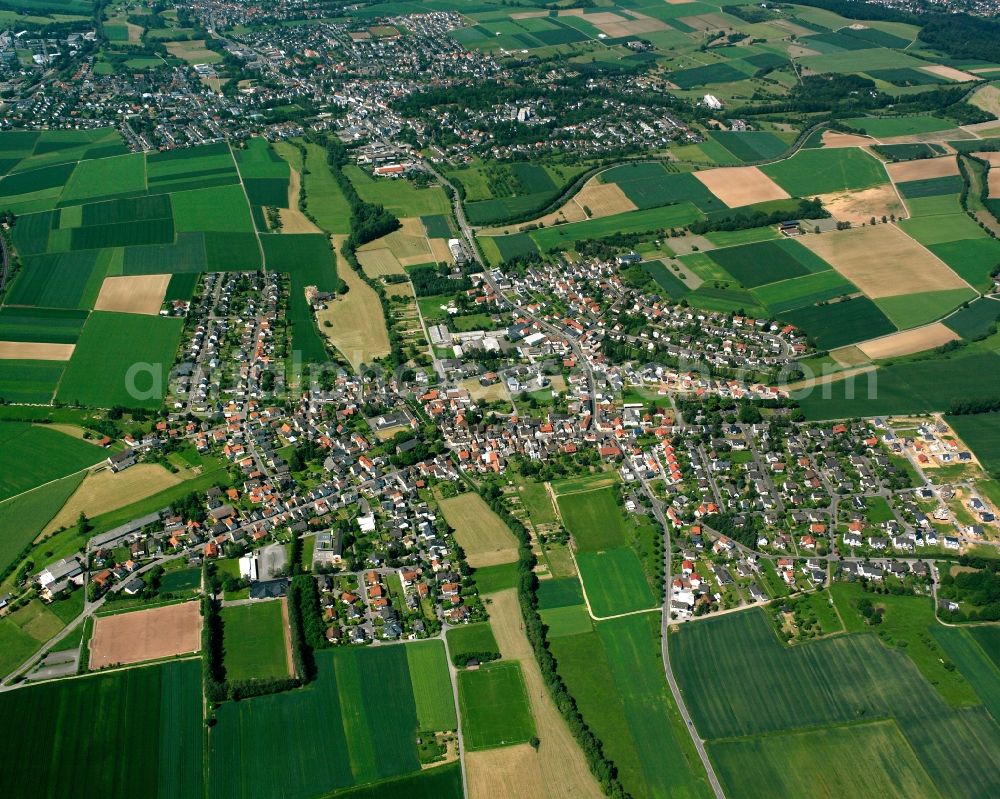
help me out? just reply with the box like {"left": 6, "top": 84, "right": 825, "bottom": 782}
{"left": 536, "top": 577, "right": 585, "bottom": 610}
{"left": 0, "top": 360, "right": 63, "bottom": 404}
{"left": 929, "top": 238, "right": 1000, "bottom": 289}
{"left": 761, "top": 148, "right": 888, "bottom": 196}
{"left": 209, "top": 646, "right": 426, "bottom": 799}
{"left": 220, "top": 600, "right": 289, "bottom": 682}
{"left": 896, "top": 174, "right": 965, "bottom": 198}
{"left": 946, "top": 412, "right": 1000, "bottom": 472}
{"left": 783, "top": 297, "right": 896, "bottom": 349}
{"left": 711, "top": 131, "right": 789, "bottom": 162}
{"left": 577, "top": 547, "right": 656, "bottom": 617}
{"left": 0, "top": 660, "right": 203, "bottom": 799}
{"left": 457, "top": 661, "right": 535, "bottom": 751}
{"left": 123, "top": 232, "right": 209, "bottom": 275}
{"left": 438, "top": 492, "right": 519, "bottom": 567}
{"left": 0, "top": 473, "right": 83, "bottom": 577}
{"left": 172, "top": 184, "right": 255, "bottom": 232}
{"left": 710, "top": 720, "right": 941, "bottom": 799}
{"left": 7, "top": 251, "right": 110, "bottom": 308}
{"left": 0, "top": 421, "right": 104, "bottom": 501}
{"left": 56, "top": 312, "right": 184, "bottom": 408}
{"left": 530, "top": 203, "right": 703, "bottom": 252}
{"left": 875, "top": 288, "right": 976, "bottom": 330}
{"left": 59, "top": 152, "right": 147, "bottom": 204}
{"left": 752, "top": 269, "right": 856, "bottom": 314}
{"left": 540, "top": 604, "right": 592, "bottom": 637}
{"left": 405, "top": 639, "right": 458, "bottom": 731}
{"left": 90, "top": 601, "right": 202, "bottom": 669}
{"left": 556, "top": 485, "right": 628, "bottom": 552}
{"left": 0, "top": 307, "right": 87, "bottom": 348}
{"left": 844, "top": 115, "right": 956, "bottom": 138}
{"left": 601, "top": 163, "right": 726, "bottom": 212}
{"left": 706, "top": 239, "right": 831, "bottom": 288}
{"left": 642, "top": 260, "right": 693, "bottom": 299}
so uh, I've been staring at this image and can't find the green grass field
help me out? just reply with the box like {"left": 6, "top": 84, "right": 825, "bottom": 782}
{"left": 59, "top": 152, "right": 147, "bottom": 204}
{"left": 446, "top": 622, "right": 499, "bottom": 663}
{"left": 752, "top": 268, "right": 856, "bottom": 314}
{"left": 325, "top": 763, "right": 462, "bottom": 799}
{"left": 900, "top": 212, "right": 986, "bottom": 246}
{"left": 210, "top": 646, "right": 424, "bottom": 799}
{"left": 946, "top": 412, "right": 1000, "bottom": 473}
{"left": 931, "top": 626, "right": 1000, "bottom": 722}
{"left": 345, "top": 164, "right": 451, "bottom": 218}
{"left": 576, "top": 548, "right": 657, "bottom": 617}
{"left": 784, "top": 296, "right": 896, "bottom": 349}
{"left": 537, "top": 577, "right": 585, "bottom": 610}
{"left": 56, "top": 312, "right": 184, "bottom": 409}
{"left": 707, "top": 238, "right": 832, "bottom": 289}
{"left": 540, "top": 604, "right": 592, "bottom": 637}
{"left": 602, "top": 164, "right": 726, "bottom": 212}
{"left": 875, "top": 288, "right": 977, "bottom": 330}
{"left": 796, "top": 350, "right": 1000, "bottom": 419}
{"left": 557, "top": 485, "right": 628, "bottom": 552}
{"left": 0, "top": 472, "right": 85, "bottom": 576}
{"left": 172, "top": 184, "right": 255, "bottom": 232}
{"left": 6, "top": 249, "right": 110, "bottom": 309}
{"left": 530, "top": 203, "right": 703, "bottom": 252}
{"left": 471, "top": 561, "right": 519, "bottom": 594}
{"left": 0, "top": 359, "right": 64, "bottom": 403}
{"left": 0, "top": 306, "right": 88, "bottom": 344}
{"left": 0, "top": 660, "right": 203, "bottom": 799}
{"left": 457, "top": 660, "right": 535, "bottom": 750}
{"left": 761, "top": 148, "right": 888, "bottom": 196}
{"left": 710, "top": 720, "right": 942, "bottom": 799}
{"left": 0, "top": 422, "right": 103, "bottom": 501}
{"left": 553, "top": 614, "right": 712, "bottom": 799}
{"left": 299, "top": 143, "right": 351, "bottom": 234}
{"left": 404, "top": 640, "right": 457, "bottom": 731}
{"left": 220, "top": 600, "right": 289, "bottom": 682}
{"left": 845, "top": 115, "right": 956, "bottom": 138}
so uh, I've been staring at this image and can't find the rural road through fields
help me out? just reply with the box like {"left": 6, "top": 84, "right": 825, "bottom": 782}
{"left": 640, "top": 471, "right": 726, "bottom": 799}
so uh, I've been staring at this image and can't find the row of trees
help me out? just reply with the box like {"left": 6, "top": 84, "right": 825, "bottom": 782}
{"left": 478, "top": 484, "right": 631, "bottom": 798}
{"left": 688, "top": 198, "right": 828, "bottom": 235}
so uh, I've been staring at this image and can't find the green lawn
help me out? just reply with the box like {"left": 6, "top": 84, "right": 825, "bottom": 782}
{"left": 221, "top": 600, "right": 289, "bottom": 682}
{"left": 457, "top": 661, "right": 535, "bottom": 750}
{"left": 445, "top": 622, "right": 499, "bottom": 664}
{"left": 171, "top": 184, "right": 255, "bottom": 232}
{"left": 540, "top": 604, "right": 593, "bottom": 637}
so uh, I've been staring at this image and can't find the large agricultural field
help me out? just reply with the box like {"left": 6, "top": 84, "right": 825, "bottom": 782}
{"left": 0, "top": 660, "right": 204, "bottom": 799}
{"left": 0, "top": 421, "right": 105, "bottom": 500}
{"left": 0, "top": 131, "right": 351, "bottom": 407}
{"left": 671, "top": 607, "right": 1000, "bottom": 799}
{"left": 438, "top": 492, "right": 519, "bottom": 567}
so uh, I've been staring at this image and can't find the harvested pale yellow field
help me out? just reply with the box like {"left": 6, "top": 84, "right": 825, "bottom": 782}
{"left": 858, "top": 323, "right": 959, "bottom": 360}
{"left": 43, "top": 463, "right": 182, "bottom": 535}
{"left": 0, "top": 341, "right": 73, "bottom": 360}
{"left": 799, "top": 225, "right": 970, "bottom": 298}
{"left": 438, "top": 493, "right": 519, "bottom": 567}
{"left": 885, "top": 156, "right": 959, "bottom": 183}
{"left": 44, "top": 423, "right": 91, "bottom": 439}
{"left": 970, "top": 85, "right": 1000, "bottom": 119}
{"left": 574, "top": 181, "right": 638, "bottom": 218}
{"left": 921, "top": 64, "right": 978, "bottom": 83}
{"left": 279, "top": 167, "right": 322, "bottom": 233}
{"left": 467, "top": 746, "right": 545, "bottom": 799}
{"left": 772, "top": 19, "right": 817, "bottom": 37}
{"left": 429, "top": 237, "right": 454, "bottom": 263}
{"left": 821, "top": 131, "right": 873, "bottom": 147}
{"left": 979, "top": 153, "right": 1000, "bottom": 197}
{"left": 817, "top": 185, "right": 904, "bottom": 225}
{"left": 511, "top": 10, "right": 548, "bottom": 18}
{"left": 976, "top": 152, "right": 1000, "bottom": 167}
{"left": 357, "top": 247, "right": 404, "bottom": 277}
{"left": 94, "top": 274, "right": 169, "bottom": 315}
{"left": 593, "top": 14, "right": 667, "bottom": 37}
{"left": 830, "top": 345, "right": 870, "bottom": 367}
{"left": 694, "top": 165, "right": 789, "bottom": 207}
{"left": 476, "top": 589, "right": 604, "bottom": 799}
{"left": 164, "top": 40, "right": 220, "bottom": 64}
{"left": 316, "top": 244, "right": 390, "bottom": 371}
{"left": 385, "top": 281, "right": 413, "bottom": 297}
{"left": 458, "top": 376, "right": 510, "bottom": 403}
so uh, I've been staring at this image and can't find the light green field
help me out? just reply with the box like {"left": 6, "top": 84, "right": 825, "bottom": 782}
{"left": 60, "top": 153, "right": 147, "bottom": 203}
{"left": 845, "top": 115, "right": 956, "bottom": 138}
{"left": 576, "top": 548, "right": 657, "bottom": 617}
{"left": 405, "top": 640, "right": 458, "bottom": 731}
{"left": 345, "top": 164, "right": 451, "bottom": 217}
{"left": 171, "top": 184, "right": 255, "bottom": 232}
{"left": 900, "top": 213, "right": 987, "bottom": 245}
{"left": 557, "top": 485, "right": 628, "bottom": 552}
{"left": 761, "top": 148, "right": 888, "bottom": 196}
{"left": 300, "top": 142, "right": 351, "bottom": 234}
{"left": 875, "top": 288, "right": 977, "bottom": 330}
{"left": 531, "top": 203, "right": 702, "bottom": 251}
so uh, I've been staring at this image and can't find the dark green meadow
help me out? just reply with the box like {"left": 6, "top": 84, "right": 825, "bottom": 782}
{"left": 0, "top": 660, "right": 203, "bottom": 799}
{"left": 0, "top": 421, "right": 104, "bottom": 500}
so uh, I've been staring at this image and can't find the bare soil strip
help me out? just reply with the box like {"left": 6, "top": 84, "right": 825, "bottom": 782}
{"left": 89, "top": 601, "right": 201, "bottom": 669}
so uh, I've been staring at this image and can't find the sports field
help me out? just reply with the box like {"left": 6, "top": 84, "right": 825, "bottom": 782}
{"left": 457, "top": 661, "right": 536, "bottom": 750}
{"left": 438, "top": 493, "right": 519, "bottom": 567}
{"left": 221, "top": 600, "right": 290, "bottom": 682}
{"left": 0, "top": 422, "right": 104, "bottom": 501}
{"left": 90, "top": 601, "right": 202, "bottom": 669}
{"left": 0, "top": 660, "right": 203, "bottom": 799}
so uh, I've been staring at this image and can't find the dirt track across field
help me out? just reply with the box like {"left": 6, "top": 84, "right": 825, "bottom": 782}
{"left": 694, "top": 166, "right": 789, "bottom": 208}
{"left": 94, "top": 274, "right": 170, "bottom": 315}
{"left": 89, "top": 601, "right": 201, "bottom": 669}
{"left": 279, "top": 167, "right": 323, "bottom": 233}
{"left": 0, "top": 341, "right": 74, "bottom": 360}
